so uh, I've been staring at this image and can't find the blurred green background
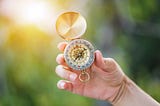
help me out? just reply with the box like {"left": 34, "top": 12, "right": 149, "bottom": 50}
{"left": 0, "top": 0, "right": 160, "bottom": 106}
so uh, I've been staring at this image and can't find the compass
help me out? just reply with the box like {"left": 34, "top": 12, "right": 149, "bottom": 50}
{"left": 64, "top": 39, "right": 94, "bottom": 71}
{"left": 56, "top": 12, "right": 95, "bottom": 82}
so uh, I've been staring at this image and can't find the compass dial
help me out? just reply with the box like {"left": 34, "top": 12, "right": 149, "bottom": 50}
{"left": 64, "top": 39, "right": 94, "bottom": 70}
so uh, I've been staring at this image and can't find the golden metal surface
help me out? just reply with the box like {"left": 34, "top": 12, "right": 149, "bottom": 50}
{"left": 79, "top": 70, "right": 90, "bottom": 82}
{"left": 56, "top": 12, "right": 87, "bottom": 40}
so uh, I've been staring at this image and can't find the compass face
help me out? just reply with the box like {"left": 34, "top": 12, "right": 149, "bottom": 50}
{"left": 64, "top": 39, "right": 94, "bottom": 70}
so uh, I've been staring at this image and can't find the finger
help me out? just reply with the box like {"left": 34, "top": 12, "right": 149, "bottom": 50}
{"left": 55, "top": 65, "right": 77, "bottom": 81}
{"left": 57, "top": 42, "right": 68, "bottom": 52}
{"left": 94, "top": 50, "right": 106, "bottom": 69}
{"left": 94, "top": 50, "right": 118, "bottom": 72}
{"left": 57, "top": 80, "right": 73, "bottom": 92}
{"left": 56, "top": 54, "right": 68, "bottom": 66}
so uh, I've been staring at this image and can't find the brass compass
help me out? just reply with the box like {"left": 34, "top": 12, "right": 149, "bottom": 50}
{"left": 56, "top": 12, "right": 94, "bottom": 82}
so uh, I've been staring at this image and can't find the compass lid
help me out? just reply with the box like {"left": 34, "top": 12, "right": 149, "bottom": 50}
{"left": 56, "top": 12, "right": 87, "bottom": 40}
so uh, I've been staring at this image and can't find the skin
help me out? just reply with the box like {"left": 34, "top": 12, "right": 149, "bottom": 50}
{"left": 55, "top": 42, "right": 160, "bottom": 106}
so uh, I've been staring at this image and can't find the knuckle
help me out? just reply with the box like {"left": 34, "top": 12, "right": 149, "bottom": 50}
{"left": 107, "top": 58, "right": 116, "bottom": 63}
{"left": 104, "top": 58, "right": 117, "bottom": 70}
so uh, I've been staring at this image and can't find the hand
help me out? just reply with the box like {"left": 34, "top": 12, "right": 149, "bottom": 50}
{"left": 55, "top": 42, "right": 126, "bottom": 103}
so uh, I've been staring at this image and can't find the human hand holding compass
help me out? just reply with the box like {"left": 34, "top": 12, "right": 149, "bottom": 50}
{"left": 55, "top": 12, "right": 160, "bottom": 106}
{"left": 56, "top": 42, "right": 126, "bottom": 103}
{"left": 55, "top": 11, "right": 126, "bottom": 103}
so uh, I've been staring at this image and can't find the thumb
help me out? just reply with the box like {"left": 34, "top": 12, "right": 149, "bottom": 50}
{"left": 94, "top": 50, "right": 119, "bottom": 72}
{"left": 94, "top": 50, "right": 106, "bottom": 69}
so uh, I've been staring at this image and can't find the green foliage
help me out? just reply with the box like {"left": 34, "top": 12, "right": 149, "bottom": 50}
{"left": 0, "top": 25, "right": 93, "bottom": 105}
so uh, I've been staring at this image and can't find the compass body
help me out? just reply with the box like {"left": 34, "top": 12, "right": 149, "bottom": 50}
{"left": 64, "top": 39, "right": 94, "bottom": 70}
{"left": 56, "top": 11, "right": 94, "bottom": 82}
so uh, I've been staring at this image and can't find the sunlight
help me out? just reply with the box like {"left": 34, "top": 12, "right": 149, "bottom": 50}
{"left": 0, "top": 0, "right": 57, "bottom": 34}
{"left": 21, "top": 2, "right": 49, "bottom": 24}
{"left": 0, "top": 1, "right": 53, "bottom": 23}
{"left": 0, "top": 0, "right": 89, "bottom": 34}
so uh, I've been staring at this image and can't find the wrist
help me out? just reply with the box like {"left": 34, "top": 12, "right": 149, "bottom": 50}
{"left": 107, "top": 76, "right": 129, "bottom": 105}
{"left": 111, "top": 76, "right": 132, "bottom": 105}
{"left": 109, "top": 76, "right": 160, "bottom": 106}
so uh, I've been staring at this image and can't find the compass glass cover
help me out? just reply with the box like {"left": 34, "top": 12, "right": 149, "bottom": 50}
{"left": 64, "top": 39, "right": 94, "bottom": 70}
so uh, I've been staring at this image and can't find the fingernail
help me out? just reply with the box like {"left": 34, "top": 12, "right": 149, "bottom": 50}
{"left": 95, "top": 50, "right": 101, "bottom": 55}
{"left": 58, "top": 81, "right": 65, "bottom": 89}
{"left": 56, "top": 54, "right": 63, "bottom": 64}
{"left": 57, "top": 43, "right": 61, "bottom": 49}
{"left": 70, "top": 74, "right": 77, "bottom": 81}
{"left": 56, "top": 54, "right": 60, "bottom": 64}
{"left": 95, "top": 50, "right": 100, "bottom": 53}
